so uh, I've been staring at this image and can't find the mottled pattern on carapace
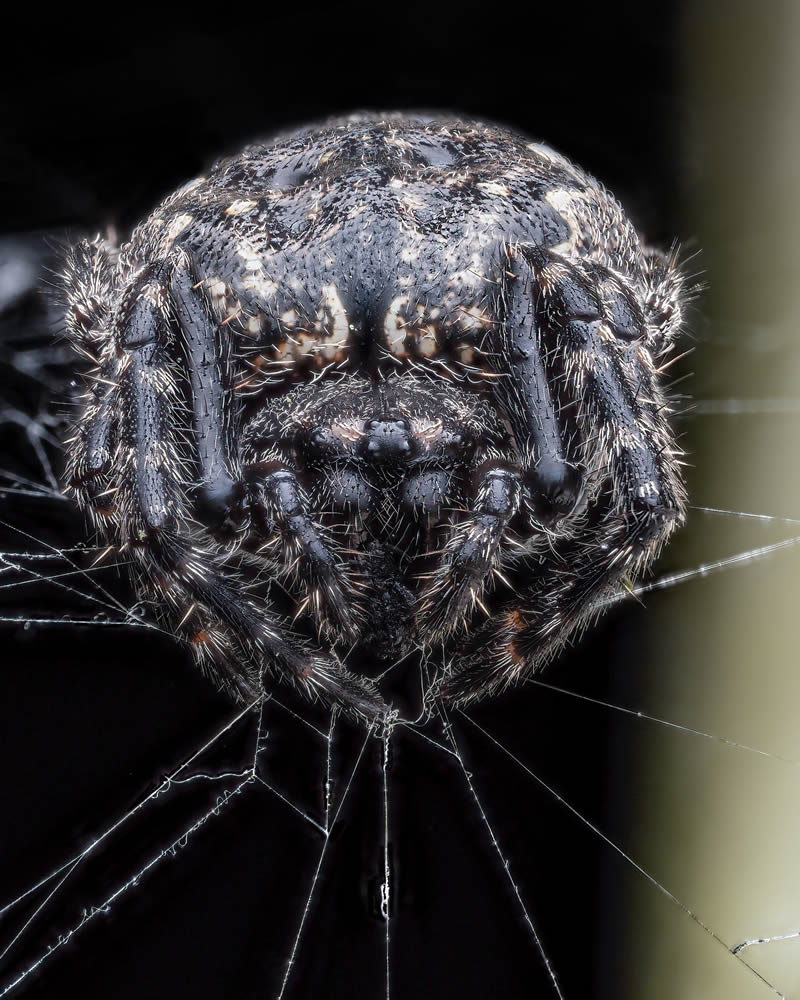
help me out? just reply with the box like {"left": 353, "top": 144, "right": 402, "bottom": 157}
{"left": 126, "top": 116, "right": 641, "bottom": 374}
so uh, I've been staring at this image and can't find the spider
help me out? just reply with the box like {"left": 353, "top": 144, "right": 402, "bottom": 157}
{"left": 62, "top": 113, "right": 687, "bottom": 722}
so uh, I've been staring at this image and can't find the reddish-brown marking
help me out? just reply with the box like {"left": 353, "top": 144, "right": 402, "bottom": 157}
{"left": 506, "top": 609, "right": 525, "bottom": 631}
{"left": 506, "top": 610, "right": 526, "bottom": 664}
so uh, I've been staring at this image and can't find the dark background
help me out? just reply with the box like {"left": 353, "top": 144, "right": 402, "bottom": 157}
{"left": 0, "top": 4, "right": 690, "bottom": 998}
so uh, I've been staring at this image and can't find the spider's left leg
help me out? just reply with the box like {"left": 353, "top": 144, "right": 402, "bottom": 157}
{"left": 118, "top": 257, "right": 384, "bottom": 717}
{"left": 437, "top": 246, "right": 686, "bottom": 704}
{"left": 417, "top": 463, "right": 522, "bottom": 639}
{"left": 63, "top": 237, "right": 122, "bottom": 520}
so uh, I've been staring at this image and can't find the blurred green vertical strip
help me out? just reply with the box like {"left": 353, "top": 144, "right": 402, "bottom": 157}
{"left": 625, "top": 2, "right": 800, "bottom": 997}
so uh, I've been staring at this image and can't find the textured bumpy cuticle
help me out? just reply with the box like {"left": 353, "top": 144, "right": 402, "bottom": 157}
{"left": 62, "top": 113, "right": 688, "bottom": 721}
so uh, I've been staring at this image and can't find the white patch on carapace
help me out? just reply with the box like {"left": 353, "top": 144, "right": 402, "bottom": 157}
{"left": 447, "top": 268, "right": 485, "bottom": 291}
{"left": 165, "top": 214, "right": 193, "bottom": 244}
{"left": 416, "top": 325, "right": 439, "bottom": 358}
{"left": 544, "top": 188, "right": 592, "bottom": 255}
{"left": 275, "top": 332, "right": 316, "bottom": 361}
{"left": 236, "top": 241, "right": 278, "bottom": 299}
{"left": 456, "top": 305, "right": 493, "bottom": 331}
{"left": 242, "top": 273, "right": 279, "bottom": 298}
{"left": 444, "top": 244, "right": 487, "bottom": 291}
{"left": 452, "top": 342, "right": 476, "bottom": 365}
{"left": 385, "top": 294, "right": 410, "bottom": 357}
{"left": 246, "top": 314, "right": 263, "bottom": 336}
{"left": 205, "top": 278, "right": 227, "bottom": 299}
{"left": 272, "top": 290, "right": 349, "bottom": 365}
{"left": 317, "top": 285, "right": 349, "bottom": 359}
{"left": 476, "top": 180, "right": 510, "bottom": 197}
{"left": 225, "top": 199, "right": 258, "bottom": 216}
{"left": 236, "top": 240, "right": 262, "bottom": 271}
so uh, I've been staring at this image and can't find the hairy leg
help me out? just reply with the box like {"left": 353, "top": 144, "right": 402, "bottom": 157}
{"left": 418, "top": 464, "right": 521, "bottom": 641}
{"left": 71, "top": 253, "right": 386, "bottom": 718}
{"left": 435, "top": 246, "right": 685, "bottom": 705}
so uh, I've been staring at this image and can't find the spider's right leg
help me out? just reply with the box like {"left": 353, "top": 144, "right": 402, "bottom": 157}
{"left": 491, "top": 243, "right": 583, "bottom": 521}
{"left": 115, "top": 266, "right": 385, "bottom": 719}
{"left": 433, "top": 247, "right": 685, "bottom": 706}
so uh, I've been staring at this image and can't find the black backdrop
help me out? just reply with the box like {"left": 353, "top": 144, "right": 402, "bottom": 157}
{"left": 0, "top": 4, "right": 687, "bottom": 998}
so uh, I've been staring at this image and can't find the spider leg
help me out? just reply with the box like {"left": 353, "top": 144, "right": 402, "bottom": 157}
{"left": 66, "top": 366, "right": 120, "bottom": 515}
{"left": 491, "top": 244, "right": 583, "bottom": 522}
{"left": 113, "top": 265, "right": 385, "bottom": 718}
{"left": 417, "top": 241, "right": 583, "bottom": 639}
{"left": 435, "top": 246, "right": 685, "bottom": 705}
{"left": 147, "top": 530, "right": 383, "bottom": 717}
{"left": 169, "top": 251, "right": 243, "bottom": 530}
{"left": 170, "top": 254, "right": 363, "bottom": 638}
{"left": 417, "top": 238, "right": 576, "bottom": 641}
{"left": 63, "top": 238, "right": 121, "bottom": 518}
{"left": 417, "top": 464, "right": 521, "bottom": 640}
{"left": 245, "top": 461, "right": 364, "bottom": 641}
